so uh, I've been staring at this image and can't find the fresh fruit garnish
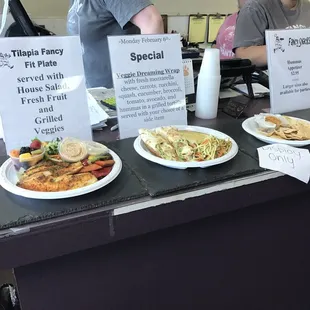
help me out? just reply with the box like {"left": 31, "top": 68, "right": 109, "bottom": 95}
{"left": 30, "top": 138, "right": 42, "bottom": 150}
{"left": 10, "top": 149, "right": 20, "bottom": 158}
{"left": 31, "top": 149, "right": 43, "bottom": 156}
{"left": 19, "top": 153, "right": 32, "bottom": 162}
{"left": 20, "top": 147, "right": 31, "bottom": 155}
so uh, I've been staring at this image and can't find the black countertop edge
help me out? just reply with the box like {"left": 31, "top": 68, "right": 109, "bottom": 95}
{"left": 0, "top": 191, "right": 148, "bottom": 231}
{"left": 0, "top": 174, "right": 309, "bottom": 269}
{"left": 0, "top": 169, "right": 270, "bottom": 241}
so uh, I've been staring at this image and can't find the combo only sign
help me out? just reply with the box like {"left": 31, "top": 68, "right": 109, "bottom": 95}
{"left": 0, "top": 36, "right": 92, "bottom": 153}
{"left": 258, "top": 144, "right": 310, "bottom": 184}
{"left": 266, "top": 28, "right": 310, "bottom": 114}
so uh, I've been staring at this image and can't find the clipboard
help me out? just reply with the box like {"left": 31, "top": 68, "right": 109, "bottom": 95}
{"left": 207, "top": 13, "right": 226, "bottom": 43}
{"left": 188, "top": 13, "right": 208, "bottom": 44}
{"left": 161, "top": 15, "right": 168, "bottom": 34}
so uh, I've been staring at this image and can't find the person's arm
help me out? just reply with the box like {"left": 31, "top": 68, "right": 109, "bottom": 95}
{"left": 233, "top": 4, "right": 268, "bottom": 67}
{"left": 131, "top": 5, "right": 164, "bottom": 34}
{"left": 235, "top": 46, "right": 267, "bottom": 67}
{"left": 105, "top": 0, "right": 163, "bottom": 34}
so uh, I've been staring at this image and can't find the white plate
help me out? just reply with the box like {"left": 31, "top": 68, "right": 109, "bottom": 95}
{"left": 242, "top": 116, "right": 310, "bottom": 147}
{"left": 133, "top": 125, "right": 239, "bottom": 169}
{"left": 0, "top": 150, "right": 122, "bottom": 199}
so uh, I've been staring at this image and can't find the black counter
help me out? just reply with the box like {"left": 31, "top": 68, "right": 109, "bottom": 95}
{"left": 1, "top": 97, "right": 310, "bottom": 310}
{"left": 0, "top": 105, "right": 262, "bottom": 230}
{"left": 1, "top": 98, "right": 310, "bottom": 230}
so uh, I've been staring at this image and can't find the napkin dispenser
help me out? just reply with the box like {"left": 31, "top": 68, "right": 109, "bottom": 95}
{"left": 252, "top": 69, "right": 269, "bottom": 89}
{"left": 182, "top": 47, "right": 200, "bottom": 59}
{"left": 189, "top": 58, "right": 256, "bottom": 103}
{"left": 187, "top": 58, "right": 257, "bottom": 118}
{"left": 220, "top": 59, "right": 256, "bottom": 97}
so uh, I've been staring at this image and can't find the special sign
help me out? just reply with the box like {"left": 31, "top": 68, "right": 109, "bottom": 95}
{"left": 108, "top": 34, "right": 187, "bottom": 139}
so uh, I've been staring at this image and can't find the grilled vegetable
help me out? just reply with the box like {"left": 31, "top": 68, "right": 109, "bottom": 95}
{"left": 80, "top": 164, "right": 102, "bottom": 173}
{"left": 88, "top": 154, "right": 112, "bottom": 164}
{"left": 91, "top": 166, "right": 113, "bottom": 179}
{"left": 95, "top": 160, "right": 115, "bottom": 167}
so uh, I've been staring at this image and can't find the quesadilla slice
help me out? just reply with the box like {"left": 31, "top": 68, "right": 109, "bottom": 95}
{"left": 155, "top": 127, "right": 194, "bottom": 161}
{"left": 139, "top": 128, "right": 178, "bottom": 161}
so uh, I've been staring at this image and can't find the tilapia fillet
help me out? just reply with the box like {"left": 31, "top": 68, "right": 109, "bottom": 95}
{"left": 18, "top": 160, "right": 97, "bottom": 192}
{"left": 17, "top": 172, "right": 97, "bottom": 192}
{"left": 21, "top": 160, "right": 83, "bottom": 179}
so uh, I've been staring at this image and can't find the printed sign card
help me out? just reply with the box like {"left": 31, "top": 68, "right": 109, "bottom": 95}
{"left": 108, "top": 34, "right": 187, "bottom": 139}
{"left": 0, "top": 36, "right": 92, "bottom": 153}
{"left": 182, "top": 59, "right": 195, "bottom": 95}
{"left": 266, "top": 29, "right": 310, "bottom": 114}
{"left": 257, "top": 144, "right": 310, "bottom": 183}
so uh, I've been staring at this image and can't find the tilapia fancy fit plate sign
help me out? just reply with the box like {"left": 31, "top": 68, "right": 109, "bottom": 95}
{"left": 0, "top": 36, "right": 92, "bottom": 153}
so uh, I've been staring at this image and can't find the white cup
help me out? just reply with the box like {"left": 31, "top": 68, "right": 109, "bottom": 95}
{"left": 200, "top": 48, "right": 220, "bottom": 77}
{"left": 195, "top": 75, "right": 221, "bottom": 120}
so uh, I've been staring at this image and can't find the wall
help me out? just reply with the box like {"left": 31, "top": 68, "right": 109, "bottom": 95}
{"left": 2, "top": 0, "right": 236, "bottom": 17}
{"left": 154, "top": 0, "right": 237, "bottom": 15}
{"left": 11, "top": 0, "right": 70, "bottom": 18}
{"left": 0, "top": 0, "right": 237, "bottom": 36}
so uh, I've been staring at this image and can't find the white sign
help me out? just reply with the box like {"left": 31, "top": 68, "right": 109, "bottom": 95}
{"left": 257, "top": 144, "right": 310, "bottom": 183}
{"left": 87, "top": 91, "right": 109, "bottom": 127}
{"left": 266, "top": 29, "right": 310, "bottom": 114}
{"left": 108, "top": 34, "right": 187, "bottom": 139}
{"left": 0, "top": 36, "right": 92, "bottom": 153}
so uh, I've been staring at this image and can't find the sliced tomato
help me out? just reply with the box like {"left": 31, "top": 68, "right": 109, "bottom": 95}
{"left": 91, "top": 166, "right": 113, "bottom": 179}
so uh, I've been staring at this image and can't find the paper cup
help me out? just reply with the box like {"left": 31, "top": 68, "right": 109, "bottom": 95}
{"left": 200, "top": 48, "right": 220, "bottom": 77}
{"left": 195, "top": 75, "right": 221, "bottom": 120}
{"left": 9, "top": 148, "right": 45, "bottom": 180}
